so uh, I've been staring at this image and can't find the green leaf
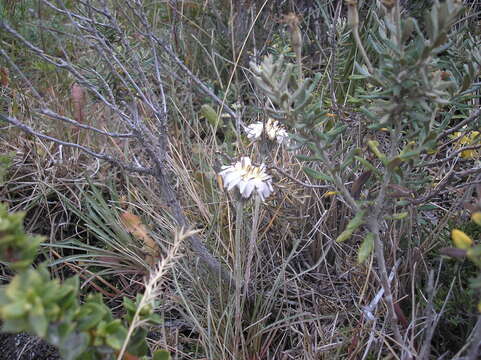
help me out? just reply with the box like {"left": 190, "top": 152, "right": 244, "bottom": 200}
{"left": 295, "top": 154, "right": 322, "bottom": 162}
{"left": 417, "top": 204, "right": 437, "bottom": 211}
{"left": 391, "top": 212, "right": 409, "bottom": 220}
{"left": 302, "top": 167, "right": 332, "bottom": 182}
{"left": 127, "top": 328, "right": 149, "bottom": 356}
{"left": 336, "top": 210, "right": 366, "bottom": 243}
{"left": 58, "top": 332, "right": 90, "bottom": 360}
{"left": 2, "top": 300, "right": 28, "bottom": 318}
{"left": 77, "top": 301, "right": 108, "bottom": 331}
{"left": 367, "top": 140, "right": 387, "bottom": 163}
{"left": 153, "top": 350, "right": 172, "bottom": 360}
{"left": 402, "top": 18, "right": 415, "bottom": 43}
{"left": 336, "top": 229, "right": 354, "bottom": 243}
{"left": 358, "top": 233, "right": 374, "bottom": 264}
{"left": 123, "top": 296, "right": 136, "bottom": 312}
{"left": 354, "top": 156, "right": 381, "bottom": 176}
{"left": 147, "top": 313, "right": 163, "bottom": 325}
{"left": 104, "top": 320, "right": 127, "bottom": 350}
{"left": 29, "top": 312, "right": 48, "bottom": 337}
{"left": 200, "top": 104, "right": 220, "bottom": 128}
{"left": 325, "top": 124, "right": 347, "bottom": 139}
{"left": 0, "top": 152, "right": 14, "bottom": 185}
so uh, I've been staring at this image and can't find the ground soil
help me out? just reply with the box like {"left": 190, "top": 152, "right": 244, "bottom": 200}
{"left": 0, "top": 332, "right": 60, "bottom": 360}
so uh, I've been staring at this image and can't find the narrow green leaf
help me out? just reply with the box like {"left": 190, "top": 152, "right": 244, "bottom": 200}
{"left": 200, "top": 104, "right": 220, "bottom": 128}
{"left": 358, "top": 233, "right": 374, "bottom": 264}
{"left": 336, "top": 210, "right": 366, "bottom": 243}
{"left": 302, "top": 167, "right": 332, "bottom": 182}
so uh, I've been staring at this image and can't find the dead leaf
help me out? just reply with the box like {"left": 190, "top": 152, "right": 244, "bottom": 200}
{"left": 121, "top": 212, "right": 160, "bottom": 265}
{"left": 71, "top": 82, "right": 85, "bottom": 124}
{"left": 0, "top": 67, "right": 9, "bottom": 87}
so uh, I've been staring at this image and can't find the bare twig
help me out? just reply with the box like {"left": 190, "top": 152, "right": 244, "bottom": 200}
{"left": 0, "top": 113, "right": 153, "bottom": 175}
{"left": 270, "top": 165, "right": 330, "bottom": 189}
{"left": 438, "top": 108, "right": 481, "bottom": 139}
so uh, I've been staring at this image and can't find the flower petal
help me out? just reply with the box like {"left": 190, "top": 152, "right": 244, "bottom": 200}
{"left": 242, "top": 180, "right": 255, "bottom": 199}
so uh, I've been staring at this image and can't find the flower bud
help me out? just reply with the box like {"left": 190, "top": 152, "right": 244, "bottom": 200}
{"left": 451, "top": 229, "right": 473, "bottom": 250}
{"left": 472, "top": 212, "right": 481, "bottom": 226}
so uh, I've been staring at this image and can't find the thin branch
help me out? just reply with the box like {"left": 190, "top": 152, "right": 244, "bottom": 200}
{"left": 148, "top": 34, "right": 244, "bottom": 127}
{"left": 41, "top": 0, "right": 113, "bottom": 28}
{"left": 0, "top": 113, "right": 153, "bottom": 175}
{"left": 438, "top": 108, "right": 481, "bottom": 139}
{"left": 39, "top": 109, "right": 134, "bottom": 138}
{"left": 418, "top": 143, "right": 481, "bottom": 168}
{"left": 270, "top": 165, "right": 331, "bottom": 189}
{"left": 0, "top": 48, "right": 42, "bottom": 100}
{"left": 1, "top": 21, "right": 133, "bottom": 126}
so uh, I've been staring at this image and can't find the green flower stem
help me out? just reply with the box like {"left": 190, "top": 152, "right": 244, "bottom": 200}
{"left": 243, "top": 195, "right": 261, "bottom": 298}
{"left": 234, "top": 200, "right": 245, "bottom": 357}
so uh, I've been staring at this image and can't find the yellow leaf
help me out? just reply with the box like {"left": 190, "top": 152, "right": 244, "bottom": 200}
{"left": 217, "top": 174, "right": 224, "bottom": 190}
{"left": 322, "top": 191, "right": 338, "bottom": 198}
{"left": 0, "top": 67, "right": 9, "bottom": 87}
{"left": 451, "top": 229, "right": 473, "bottom": 250}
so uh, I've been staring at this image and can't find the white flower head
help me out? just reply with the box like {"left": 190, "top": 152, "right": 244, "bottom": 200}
{"left": 245, "top": 118, "right": 289, "bottom": 145}
{"left": 218, "top": 157, "right": 274, "bottom": 201}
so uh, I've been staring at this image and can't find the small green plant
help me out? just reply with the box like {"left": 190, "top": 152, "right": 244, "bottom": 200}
{"left": 0, "top": 203, "right": 171, "bottom": 360}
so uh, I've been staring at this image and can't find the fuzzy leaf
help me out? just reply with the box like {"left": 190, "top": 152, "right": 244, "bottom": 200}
{"left": 302, "top": 167, "right": 332, "bottom": 182}
{"left": 336, "top": 210, "right": 366, "bottom": 243}
{"left": 201, "top": 104, "right": 220, "bottom": 128}
{"left": 358, "top": 233, "right": 374, "bottom": 264}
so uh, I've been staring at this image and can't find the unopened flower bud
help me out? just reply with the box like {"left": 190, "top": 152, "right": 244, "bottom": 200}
{"left": 451, "top": 229, "right": 473, "bottom": 250}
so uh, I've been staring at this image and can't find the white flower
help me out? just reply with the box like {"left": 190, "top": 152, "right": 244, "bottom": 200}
{"left": 219, "top": 157, "right": 273, "bottom": 201}
{"left": 245, "top": 122, "right": 264, "bottom": 140}
{"left": 245, "top": 118, "right": 289, "bottom": 144}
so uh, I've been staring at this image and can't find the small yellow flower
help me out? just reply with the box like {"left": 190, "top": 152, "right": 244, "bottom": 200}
{"left": 451, "top": 229, "right": 473, "bottom": 250}
{"left": 450, "top": 131, "right": 480, "bottom": 159}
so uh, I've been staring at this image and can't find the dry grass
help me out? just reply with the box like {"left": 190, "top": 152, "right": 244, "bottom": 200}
{"left": 1, "top": 0, "right": 481, "bottom": 359}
